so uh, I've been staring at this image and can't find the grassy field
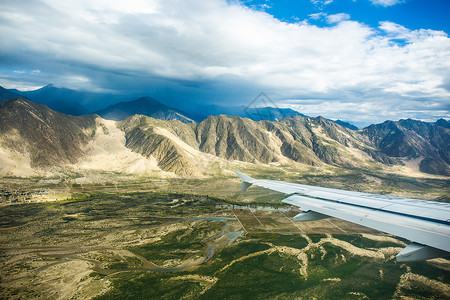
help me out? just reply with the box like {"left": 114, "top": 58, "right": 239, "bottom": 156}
{"left": 1, "top": 183, "right": 449, "bottom": 299}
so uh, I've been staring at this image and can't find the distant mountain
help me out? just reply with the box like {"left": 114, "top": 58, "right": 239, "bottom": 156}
{"left": 244, "top": 107, "right": 308, "bottom": 121}
{"left": 435, "top": 118, "right": 450, "bottom": 129}
{"left": 333, "top": 120, "right": 359, "bottom": 130}
{"left": 10, "top": 84, "right": 133, "bottom": 115}
{"left": 186, "top": 104, "right": 308, "bottom": 122}
{"left": 13, "top": 84, "right": 89, "bottom": 116}
{"left": 364, "top": 119, "right": 450, "bottom": 175}
{"left": 94, "top": 97, "right": 196, "bottom": 123}
{"left": 9, "top": 84, "right": 308, "bottom": 122}
{"left": 0, "top": 86, "right": 23, "bottom": 102}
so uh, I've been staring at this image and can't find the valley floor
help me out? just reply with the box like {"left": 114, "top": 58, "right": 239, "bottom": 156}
{"left": 0, "top": 172, "right": 449, "bottom": 299}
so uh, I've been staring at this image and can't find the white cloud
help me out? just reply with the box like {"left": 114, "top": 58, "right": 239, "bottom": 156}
{"left": 43, "top": 0, "right": 160, "bottom": 24}
{"left": 309, "top": 12, "right": 326, "bottom": 20}
{"left": 370, "top": 0, "right": 404, "bottom": 7}
{"left": 311, "top": 0, "right": 334, "bottom": 7}
{"left": 326, "top": 13, "right": 350, "bottom": 24}
{"left": 0, "top": 0, "right": 449, "bottom": 124}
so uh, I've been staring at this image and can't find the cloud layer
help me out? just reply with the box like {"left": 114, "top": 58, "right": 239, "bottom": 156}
{"left": 0, "top": 0, "right": 449, "bottom": 125}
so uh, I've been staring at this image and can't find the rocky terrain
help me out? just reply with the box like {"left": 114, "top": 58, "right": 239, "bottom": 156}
{"left": 364, "top": 119, "right": 450, "bottom": 175}
{"left": 0, "top": 98, "right": 97, "bottom": 175}
{"left": 0, "top": 98, "right": 449, "bottom": 177}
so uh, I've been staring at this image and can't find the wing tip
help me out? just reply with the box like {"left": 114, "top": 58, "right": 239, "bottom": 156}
{"left": 234, "top": 171, "right": 254, "bottom": 192}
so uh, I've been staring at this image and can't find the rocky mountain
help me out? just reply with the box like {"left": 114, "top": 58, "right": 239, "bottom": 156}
{"left": 363, "top": 119, "right": 450, "bottom": 175}
{"left": 0, "top": 98, "right": 97, "bottom": 175}
{"left": 435, "top": 118, "right": 450, "bottom": 129}
{"left": 119, "top": 114, "right": 400, "bottom": 175}
{"left": 0, "top": 98, "right": 448, "bottom": 177}
{"left": 95, "top": 97, "right": 196, "bottom": 123}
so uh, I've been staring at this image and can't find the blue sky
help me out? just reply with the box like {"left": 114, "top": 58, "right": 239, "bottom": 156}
{"left": 243, "top": 0, "right": 450, "bottom": 32}
{"left": 0, "top": 0, "right": 449, "bottom": 126}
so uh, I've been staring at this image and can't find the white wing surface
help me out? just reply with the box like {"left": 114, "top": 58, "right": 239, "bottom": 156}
{"left": 235, "top": 171, "right": 450, "bottom": 262}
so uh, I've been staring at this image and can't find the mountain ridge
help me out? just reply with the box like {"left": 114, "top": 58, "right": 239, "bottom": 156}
{"left": 0, "top": 98, "right": 448, "bottom": 177}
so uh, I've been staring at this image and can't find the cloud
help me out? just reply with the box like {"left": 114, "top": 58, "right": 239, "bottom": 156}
{"left": 326, "top": 13, "right": 350, "bottom": 24}
{"left": 369, "top": 0, "right": 404, "bottom": 7}
{"left": 0, "top": 0, "right": 449, "bottom": 124}
{"left": 311, "top": 0, "right": 334, "bottom": 8}
{"left": 309, "top": 12, "right": 326, "bottom": 20}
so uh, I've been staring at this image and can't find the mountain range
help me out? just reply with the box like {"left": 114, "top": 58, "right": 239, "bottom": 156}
{"left": 6, "top": 84, "right": 133, "bottom": 115}
{"left": 0, "top": 97, "right": 448, "bottom": 178}
{"left": 2, "top": 85, "right": 354, "bottom": 126}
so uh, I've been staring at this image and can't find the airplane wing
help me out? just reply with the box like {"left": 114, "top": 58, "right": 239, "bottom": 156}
{"left": 235, "top": 171, "right": 450, "bottom": 262}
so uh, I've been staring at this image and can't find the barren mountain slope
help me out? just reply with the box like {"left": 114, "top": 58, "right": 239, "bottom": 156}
{"left": 364, "top": 119, "right": 450, "bottom": 175}
{"left": 0, "top": 98, "right": 96, "bottom": 175}
{"left": 120, "top": 114, "right": 391, "bottom": 175}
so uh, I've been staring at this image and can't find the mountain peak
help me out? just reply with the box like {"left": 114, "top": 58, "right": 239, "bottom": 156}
{"left": 36, "top": 84, "right": 59, "bottom": 92}
{"left": 2, "top": 97, "right": 39, "bottom": 108}
{"left": 333, "top": 119, "right": 359, "bottom": 130}
{"left": 135, "top": 96, "right": 159, "bottom": 102}
{"left": 435, "top": 118, "right": 450, "bottom": 129}
{"left": 95, "top": 97, "right": 196, "bottom": 123}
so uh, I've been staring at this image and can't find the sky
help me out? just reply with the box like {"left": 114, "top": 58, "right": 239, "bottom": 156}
{"left": 0, "top": 0, "right": 449, "bottom": 126}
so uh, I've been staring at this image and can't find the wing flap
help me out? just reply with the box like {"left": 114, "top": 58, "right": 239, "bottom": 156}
{"left": 283, "top": 194, "right": 450, "bottom": 253}
{"left": 396, "top": 243, "right": 450, "bottom": 262}
{"left": 293, "top": 211, "right": 329, "bottom": 221}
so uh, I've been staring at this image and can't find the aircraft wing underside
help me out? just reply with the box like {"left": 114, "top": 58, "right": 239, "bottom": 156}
{"left": 235, "top": 171, "right": 450, "bottom": 262}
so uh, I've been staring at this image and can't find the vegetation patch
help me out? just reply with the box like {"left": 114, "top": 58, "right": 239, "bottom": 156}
{"left": 332, "top": 234, "right": 402, "bottom": 249}
{"left": 131, "top": 222, "right": 223, "bottom": 266}
{"left": 248, "top": 232, "right": 308, "bottom": 249}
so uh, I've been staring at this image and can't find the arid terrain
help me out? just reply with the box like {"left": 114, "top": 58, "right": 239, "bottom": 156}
{"left": 1, "top": 172, "right": 449, "bottom": 299}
